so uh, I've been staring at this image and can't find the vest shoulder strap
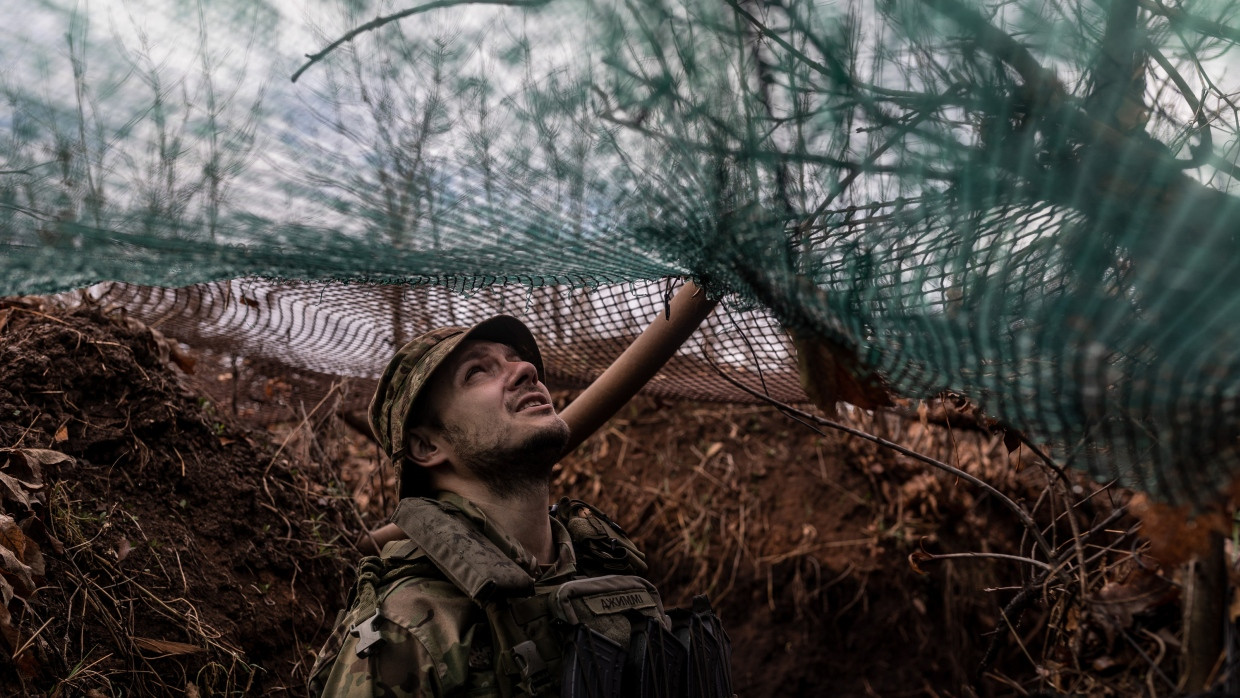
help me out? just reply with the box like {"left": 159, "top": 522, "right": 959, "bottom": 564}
{"left": 391, "top": 497, "right": 535, "bottom": 601}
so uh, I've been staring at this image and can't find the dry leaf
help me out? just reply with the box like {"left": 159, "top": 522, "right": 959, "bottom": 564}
{"left": 0, "top": 543, "right": 36, "bottom": 598}
{"left": 21, "top": 517, "right": 63, "bottom": 556}
{"left": 0, "top": 449, "right": 69, "bottom": 514}
{"left": 0, "top": 574, "right": 13, "bottom": 607}
{"left": 1002, "top": 429, "right": 1023, "bottom": 454}
{"left": 0, "top": 515, "right": 39, "bottom": 595}
{"left": 168, "top": 347, "right": 197, "bottom": 373}
{"left": 0, "top": 595, "right": 18, "bottom": 652}
{"left": 0, "top": 453, "right": 39, "bottom": 488}
{"left": 52, "top": 424, "right": 68, "bottom": 443}
{"left": 790, "top": 330, "right": 892, "bottom": 417}
{"left": 1, "top": 448, "right": 73, "bottom": 485}
{"left": 908, "top": 550, "right": 931, "bottom": 575}
{"left": 0, "top": 514, "right": 44, "bottom": 581}
{"left": 0, "top": 473, "right": 33, "bottom": 511}
{"left": 1128, "top": 493, "right": 1228, "bottom": 567}
{"left": 18, "top": 448, "right": 74, "bottom": 468}
{"left": 22, "top": 543, "right": 44, "bottom": 578}
{"left": 0, "top": 516, "right": 30, "bottom": 562}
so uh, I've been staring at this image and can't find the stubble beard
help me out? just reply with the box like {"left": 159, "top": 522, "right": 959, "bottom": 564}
{"left": 445, "top": 418, "right": 571, "bottom": 500}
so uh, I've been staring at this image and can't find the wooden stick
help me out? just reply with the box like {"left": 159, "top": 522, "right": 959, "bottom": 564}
{"left": 557, "top": 281, "right": 717, "bottom": 454}
{"left": 356, "top": 281, "right": 719, "bottom": 554}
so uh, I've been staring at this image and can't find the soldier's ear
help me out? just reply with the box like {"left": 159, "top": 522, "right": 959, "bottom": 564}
{"left": 406, "top": 428, "right": 448, "bottom": 469}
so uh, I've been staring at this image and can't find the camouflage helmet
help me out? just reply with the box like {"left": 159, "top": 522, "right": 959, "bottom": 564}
{"left": 368, "top": 315, "right": 545, "bottom": 490}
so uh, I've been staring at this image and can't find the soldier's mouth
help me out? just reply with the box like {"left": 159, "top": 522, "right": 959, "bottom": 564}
{"left": 513, "top": 393, "right": 551, "bottom": 413}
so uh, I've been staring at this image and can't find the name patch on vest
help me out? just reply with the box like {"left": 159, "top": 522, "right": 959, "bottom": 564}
{"left": 584, "top": 590, "right": 657, "bottom": 615}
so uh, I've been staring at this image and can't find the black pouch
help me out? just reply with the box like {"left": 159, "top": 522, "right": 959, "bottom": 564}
{"left": 670, "top": 596, "right": 733, "bottom": 698}
{"left": 562, "top": 625, "right": 627, "bottom": 698}
{"left": 626, "top": 614, "right": 688, "bottom": 698}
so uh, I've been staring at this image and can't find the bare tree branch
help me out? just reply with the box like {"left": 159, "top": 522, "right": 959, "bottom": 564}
{"left": 1146, "top": 44, "right": 1222, "bottom": 172}
{"left": 0, "top": 161, "right": 57, "bottom": 176}
{"left": 1140, "top": 0, "right": 1240, "bottom": 47}
{"left": 1087, "top": 0, "right": 1142, "bottom": 129}
{"left": 922, "top": 0, "right": 1064, "bottom": 97}
{"left": 292, "top": 0, "right": 551, "bottom": 82}
{"left": 0, "top": 203, "right": 54, "bottom": 221}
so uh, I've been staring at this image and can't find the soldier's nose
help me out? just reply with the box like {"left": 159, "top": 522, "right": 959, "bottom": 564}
{"left": 507, "top": 359, "right": 537, "bottom": 387}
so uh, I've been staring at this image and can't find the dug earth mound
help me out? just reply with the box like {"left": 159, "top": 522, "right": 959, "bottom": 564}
{"left": 0, "top": 298, "right": 355, "bottom": 695}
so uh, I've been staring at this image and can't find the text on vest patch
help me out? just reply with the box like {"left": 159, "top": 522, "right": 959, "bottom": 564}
{"left": 583, "top": 590, "right": 657, "bottom": 615}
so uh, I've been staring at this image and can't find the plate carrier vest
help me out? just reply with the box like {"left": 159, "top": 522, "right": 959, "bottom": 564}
{"left": 310, "top": 497, "right": 733, "bottom": 698}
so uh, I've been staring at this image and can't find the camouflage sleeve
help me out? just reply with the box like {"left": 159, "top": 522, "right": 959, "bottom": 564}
{"left": 314, "top": 577, "right": 495, "bottom": 698}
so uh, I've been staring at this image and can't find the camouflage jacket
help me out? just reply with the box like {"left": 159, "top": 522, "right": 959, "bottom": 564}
{"left": 310, "top": 492, "right": 587, "bottom": 698}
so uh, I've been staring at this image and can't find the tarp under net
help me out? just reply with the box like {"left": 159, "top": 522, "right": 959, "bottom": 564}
{"left": 80, "top": 278, "right": 804, "bottom": 412}
{"left": 5, "top": 0, "right": 1240, "bottom": 508}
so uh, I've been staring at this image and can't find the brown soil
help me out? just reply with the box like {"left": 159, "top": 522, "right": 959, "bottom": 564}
{"left": 0, "top": 298, "right": 1200, "bottom": 697}
{"left": 0, "top": 299, "right": 356, "bottom": 696}
{"left": 553, "top": 401, "right": 1046, "bottom": 697}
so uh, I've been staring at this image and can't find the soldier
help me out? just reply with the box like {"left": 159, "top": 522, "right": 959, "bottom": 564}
{"left": 309, "top": 315, "right": 731, "bottom": 698}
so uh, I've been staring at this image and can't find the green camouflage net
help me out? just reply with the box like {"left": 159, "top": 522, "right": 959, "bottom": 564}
{"left": 5, "top": 0, "right": 1240, "bottom": 507}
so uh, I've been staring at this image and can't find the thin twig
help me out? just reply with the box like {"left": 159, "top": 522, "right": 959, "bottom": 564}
{"left": 12, "top": 616, "right": 56, "bottom": 658}
{"left": 291, "top": 0, "right": 551, "bottom": 82}
{"left": 1017, "top": 436, "right": 1073, "bottom": 489}
{"left": 917, "top": 551, "right": 1054, "bottom": 571}
{"left": 262, "top": 382, "right": 342, "bottom": 500}
{"left": 1120, "top": 626, "right": 1177, "bottom": 691}
{"left": 0, "top": 161, "right": 57, "bottom": 175}
{"left": 711, "top": 366, "right": 1058, "bottom": 562}
{"left": 1139, "top": 0, "right": 1240, "bottom": 46}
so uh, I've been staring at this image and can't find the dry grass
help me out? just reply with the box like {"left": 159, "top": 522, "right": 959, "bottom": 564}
{"left": 547, "top": 394, "right": 1195, "bottom": 696}
{"left": 44, "top": 481, "right": 250, "bottom": 697}
{"left": 0, "top": 296, "right": 361, "bottom": 695}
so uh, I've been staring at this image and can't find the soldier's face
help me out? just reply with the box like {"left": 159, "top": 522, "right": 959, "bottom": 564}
{"left": 424, "top": 340, "right": 569, "bottom": 494}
